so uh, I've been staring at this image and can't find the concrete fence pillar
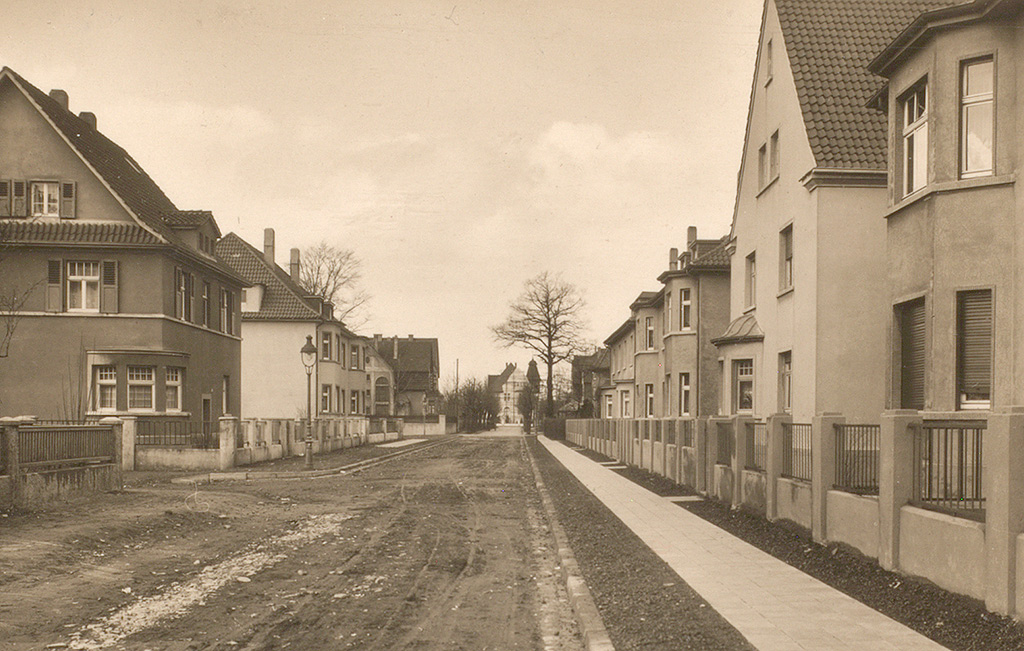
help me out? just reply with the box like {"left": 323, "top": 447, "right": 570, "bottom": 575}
{"left": 292, "top": 419, "right": 303, "bottom": 456}
{"left": 811, "top": 413, "right": 845, "bottom": 543}
{"left": 765, "top": 413, "right": 791, "bottom": 521}
{"left": 120, "top": 416, "right": 137, "bottom": 471}
{"left": 984, "top": 407, "right": 1024, "bottom": 616}
{"left": 99, "top": 417, "right": 124, "bottom": 490}
{"left": 878, "top": 409, "right": 921, "bottom": 571}
{"left": 732, "top": 415, "right": 752, "bottom": 509}
{"left": 218, "top": 416, "right": 238, "bottom": 471}
{"left": 1, "top": 417, "right": 23, "bottom": 507}
{"left": 695, "top": 418, "right": 708, "bottom": 495}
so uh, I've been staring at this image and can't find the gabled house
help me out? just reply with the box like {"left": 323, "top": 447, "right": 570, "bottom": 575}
{"left": 869, "top": 0, "right": 1017, "bottom": 413}
{"left": 714, "top": 0, "right": 951, "bottom": 422}
{"left": 372, "top": 335, "right": 440, "bottom": 416}
{"left": 570, "top": 349, "right": 610, "bottom": 417}
{"left": 0, "top": 67, "right": 245, "bottom": 423}
{"left": 215, "top": 229, "right": 391, "bottom": 419}
{"left": 488, "top": 362, "right": 527, "bottom": 424}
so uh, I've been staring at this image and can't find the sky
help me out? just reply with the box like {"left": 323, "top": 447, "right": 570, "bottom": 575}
{"left": 1, "top": 0, "right": 764, "bottom": 384}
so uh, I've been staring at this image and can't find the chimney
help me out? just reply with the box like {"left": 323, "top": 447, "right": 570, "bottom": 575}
{"left": 322, "top": 301, "right": 334, "bottom": 320}
{"left": 79, "top": 111, "right": 96, "bottom": 130}
{"left": 289, "top": 248, "right": 300, "bottom": 283}
{"left": 263, "top": 228, "right": 275, "bottom": 265}
{"left": 669, "top": 247, "right": 678, "bottom": 271}
{"left": 393, "top": 336, "right": 398, "bottom": 359}
{"left": 49, "top": 89, "right": 69, "bottom": 111}
{"left": 687, "top": 226, "right": 697, "bottom": 248}
{"left": 374, "top": 334, "right": 382, "bottom": 349}
{"left": 408, "top": 334, "right": 414, "bottom": 340}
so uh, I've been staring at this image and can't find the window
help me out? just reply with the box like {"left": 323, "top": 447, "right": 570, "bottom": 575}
{"left": 339, "top": 389, "right": 347, "bottom": 414}
{"left": 321, "top": 332, "right": 332, "bottom": 360}
{"left": 335, "top": 386, "right": 341, "bottom": 413}
{"left": 351, "top": 345, "right": 360, "bottom": 369}
{"left": 957, "top": 290, "right": 992, "bottom": 410}
{"left": 645, "top": 317, "right": 654, "bottom": 350}
{"left": 31, "top": 181, "right": 59, "bottom": 216}
{"left": 645, "top": 384, "right": 655, "bottom": 418}
{"left": 664, "top": 292, "right": 672, "bottom": 332}
{"left": 681, "top": 288, "right": 691, "bottom": 329}
{"left": 896, "top": 298, "right": 926, "bottom": 410}
{"left": 733, "top": 359, "right": 754, "bottom": 414}
{"left": 765, "top": 39, "right": 773, "bottom": 84}
{"left": 127, "top": 366, "right": 155, "bottom": 411}
{"left": 321, "top": 384, "right": 331, "bottom": 413}
{"left": 605, "top": 395, "right": 613, "bottom": 418}
{"left": 902, "top": 82, "right": 928, "bottom": 196}
{"left": 779, "top": 352, "right": 792, "bottom": 413}
{"left": 202, "top": 282, "right": 210, "bottom": 327}
{"left": 769, "top": 130, "right": 779, "bottom": 181}
{"left": 351, "top": 390, "right": 359, "bottom": 414}
{"left": 67, "top": 261, "right": 100, "bottom": 312}
{"left": 165, "top": 367, "right": 183, "bottom": 412}
{"left": 680, "top": 372, "right": 691, "bottom": 416}
{"left": 745, "top": 252, "right": 757, "bottom": 308}
{"left": 779, "top": 226, "right": 793, "bottom": 290}
{"left": 220, "top": 289, "right": 233, "bottom": 334}
{"left": 94, "top": 365, "right": 117, "bottom": 412}
{"left": 960, "top": 58, "right": 994, "bottom": 178}
{"left": 758, "top": 143, "right": 768, "bottom": 189}
{"left": 222, "top": 375, "right": 230, "bottom": 414}
{"left": 622, "top": 391, "right": 631, "bottom": 418}
{"left": 335, "top": 335, "right": 342, "bottom": 361}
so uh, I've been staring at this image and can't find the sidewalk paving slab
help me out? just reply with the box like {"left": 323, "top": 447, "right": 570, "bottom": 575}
{"left": 539, "top": 436, "right": 948, "bottom": 651}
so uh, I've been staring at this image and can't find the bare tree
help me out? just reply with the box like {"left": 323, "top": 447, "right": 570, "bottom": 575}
{"left": 0, "top": 220, "right": 38, "bottom": 360}
{"left": 492, "top": 272, "right": 586, "bottom": 417}
{"left": 299, "top": 241, "right": 371, "bottom": 328}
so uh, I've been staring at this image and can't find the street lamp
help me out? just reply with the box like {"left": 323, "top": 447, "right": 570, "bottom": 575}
{"left": 300, "top": 335, "right": 318, "bottom": 470}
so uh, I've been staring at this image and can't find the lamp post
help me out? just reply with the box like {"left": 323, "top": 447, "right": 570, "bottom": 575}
{"left": 300, "top": 335, "right": 318, "bottom": 470}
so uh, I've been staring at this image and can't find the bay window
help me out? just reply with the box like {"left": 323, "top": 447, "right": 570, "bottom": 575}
{"left": 94, "top": 366, "right": 117, "bottom": 412}
{"left": 902, "top": 82, "right": 928, "bottom": 196}
{"left": 960, "top": 58, "right": 993, "bottom": 178}
{"left": 127, "top": 366, "right": 155, "bottom": 411}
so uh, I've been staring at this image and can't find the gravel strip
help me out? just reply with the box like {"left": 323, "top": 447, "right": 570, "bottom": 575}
{"left": 564, "top": 442, "right": 1024, "bottom": 651}
{"left": 529, "top": 438, "right": 753, "bottom": 650}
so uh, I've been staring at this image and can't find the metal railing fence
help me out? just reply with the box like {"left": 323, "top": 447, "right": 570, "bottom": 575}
{"left": 18, "top": 424, "right": 115, "bottom": 470}
{"left": 745, "top": 421, "right": 767, "bottom": 471}
{"left": 782, "top": 423, "right": 812, "bottom": 481}
{"left": 137, "top": 419, "right": 218, "bottom": 449}
{"left": 913, "top": 420, "right": 986, "bottom": 520}
{"left": 834, "top": 424, "right": 880, "bottom": 494}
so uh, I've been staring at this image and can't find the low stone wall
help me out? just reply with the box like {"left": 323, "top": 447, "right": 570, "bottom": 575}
{"left": 138, "top": 447, "right": 221, "bottom": 471}
{"left": 899, "top": 505, "right": 986, "bottom": 601}
{"left": 713, "top": 464, "right": 733, "bottom": 504}
{"left": 774, "top": 477, "right": 812, "bottom": 531}
{"left": 21, "top": 464, "right": 119, "bottom": 504}
{"left": 826, "top": 490, "right": 879, "bottom": 558}
{"left": 741, "top": 470, "right": 767, "bottom": 514}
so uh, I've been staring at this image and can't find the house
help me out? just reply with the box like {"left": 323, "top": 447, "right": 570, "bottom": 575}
{"left": 215, "top": 229, "right": 392, "bottom": 419}
{"left": 0, "top": 67, "right": 245, "bottom": 424}
{"left": 600, "top": 227, "right": 730, "bottom": 420}
{"left": 372, "top": 335, "right": 440, "bottom": 416}
{"left": 570, "top": 349, "right": 610, "bottom": 417}
{"left": 712, "top": 0, "right": 948, "bottom": 422}
{"left": 488, "top": 362, "right": 528, "bottom": 424}
{"left": 868, "top": 0, "right": 1016, "bottom": 413}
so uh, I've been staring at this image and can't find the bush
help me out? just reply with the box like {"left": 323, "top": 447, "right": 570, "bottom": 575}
{"left": 542, "top": 417, "right": 566, "bottom": 440}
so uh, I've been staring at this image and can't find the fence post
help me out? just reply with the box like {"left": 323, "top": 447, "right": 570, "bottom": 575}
{"left": 99, "top": 417, "right": 124, "bottom": 490}
{"left": 878, "top": 409, "right": 921, "bottom": 571}
{"left": 694, "top": 418, "right": 707, "bottom": 494}
{"left": 292, "top": 419, "right": 302, "bottom": 456}
{"left": 120, "top": 416, "right": 137, "bottom": 471}
{"left": 765, "top": 413, "right": 789, "bottom": 521}
{"left": 732, "top": 415, "right": 752, "bottom": 509}
{"left": 1, "top": 417, "right": 24, "bottom": 507}
{"left": 218, "top": 416, "right": 238, "bottom": 470}
{"left": 811, "top": 413, "right": 844, "bottom": 543}
{"left": 984, "top": 407, "right": 1024, "bottom": 616}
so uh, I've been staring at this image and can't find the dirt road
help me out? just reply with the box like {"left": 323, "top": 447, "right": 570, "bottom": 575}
{"left": 0, "top": 434, "right": 583, "bottom": 650}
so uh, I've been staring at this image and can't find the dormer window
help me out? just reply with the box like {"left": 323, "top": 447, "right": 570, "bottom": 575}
{"left": 960, "top": 57, "right": 993, "bottom": 179}
{"left": 31, "top": 181, "right": 59, "bottom": 216}
{"left": 901, "top": 82, "right": 928, "bottom": 196}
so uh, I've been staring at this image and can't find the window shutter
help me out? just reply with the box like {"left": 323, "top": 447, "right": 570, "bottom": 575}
{"left": 12, "top": 181, "right": 27, "bottom": 217}
{"left": 46, "top": 260, "right": 63, "bottom": 312}
{"left": 59, "top": 181, "right": 77, "bottom": 219}
{"left": 958, "top": 290, "right": 992, "bottom": 399}
{"left": 899, "top": 299, "right": 926, "bottom": 410}
{"left": 0, "top": 180, "right": 10, "bottom": 217}
{"left": 100, "top": 260, "right": 119, "bottom": 313}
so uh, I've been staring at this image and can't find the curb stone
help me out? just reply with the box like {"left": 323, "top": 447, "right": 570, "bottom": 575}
{"left": 525, "top": 436, "right": 615, "bottom": 651}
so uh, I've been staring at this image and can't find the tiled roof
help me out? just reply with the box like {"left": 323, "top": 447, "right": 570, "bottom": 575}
{"left": 604, "top": 317, "right": 634, "bottom": 346}
{"left": 215, "top": 233, "right": 322, "bottom": 321}
{"left": 163, "top": 210, "right": 220, "bottom": 236}
{"left": 374, "top": 337, "right": 440, "bottom": 390}
{"left": 774, "top": 0, "right": 960, "bottom": 170}
{"left": 488, "top": 363, "right": 516, "bottom": 394}
{"left": 687, "top": 237, "right": 731, "bottom": 270}
{"left": 712, "top": 313, "right": 766, "bottom": 346}
{"left": 0, "top": 220, "right": 163, "bottom": 245}
{"left": 630, "top": 290, "right": 661, "bottom": 310}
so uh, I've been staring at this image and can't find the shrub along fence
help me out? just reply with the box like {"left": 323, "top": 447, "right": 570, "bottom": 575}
{"left": 565, "top": 408, "right": 1024, "bottom": 620}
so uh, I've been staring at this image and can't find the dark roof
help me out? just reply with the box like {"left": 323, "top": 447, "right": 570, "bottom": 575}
{"left": 215, "top": 233, "right": 323, "bottom": 321}
{"left": 604, "top": 317, "right": 635, "bottom": 346}
{"left": 712, "top": 313, "right": 766, "bottom": 346}
{"left": 163, "top": 210, "right": 221, "bottom": 236}
{"left": 0, "top": 220, "right": 162, "bottom": 245}
{"left": 573, "top": 349, "right": 610, "bottom": 372}
{"left": 374, "top": 337, "right": 440, "bottom": 391}
{"left": 630, "top": 290, "right": 661, "bottom": 310}
{"left": 774, "top": 0, "right": 960, "bottom": 170}
{"left": 487, "top": 363, "right": 517, "bottom": 394}
{"left": 686, "top": 237, "right": 731, "bottom": 270}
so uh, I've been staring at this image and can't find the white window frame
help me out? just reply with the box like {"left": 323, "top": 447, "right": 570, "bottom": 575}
{"left": 769, "top": 130, "right": 779, "bottom": 182}
{"left": 645, "top": 383, "right": 655, "bottom": 418}
{"left": 222, "top": 375, "right": 230, "bottom": 415}
{"left": 745, "top": 253, "right": 757, "bottom": 309}
{"left": 31, "top": 181, "right": 59, "bottom": 217}
{"left": 902, "top": 82, "right": 928, "bottom": 197}
{"left": 127, "top": 366, "right": 155, "bottom": 412}
{"left": 165, "top": 367, "right": 183, "bottom": 412}
{"left": 67, "top": 261, "right": 100, "bottom": 312}
{"left": 645, "top": 317, "right": 654, "bottom": 350}
{"left": 680, "top": 372, "right": 691, "bottom": 416}
{"left": 351, "top": 390, "right": 359, "bottom": 413}
{"left": 94, "top": 365, "right": 117, "bottom": 412}
{"left": 605, "top": 394, "right": 613, "bottom": 418}
{"left": 779, "top": 352, "right": 792, "bottom": 413}
{"left": 321, "top": 384, "right": 331, "bottom": 413}
{"left": 321, "top": 332, "right": 332, "bottom": 361}
{"left": 780, "top": 226, "right": 793, "bottom": 291}
{"left": 960, "top": 57, "right": 994, "bottom": 179}
{"left": 681, "top": 288, "right": 692, "bottom": 329}
{"left": 733, "top": 359, "right": 754, "bottom": 414}
{"left": 351, "top": 345, "right": 359, "bottom": 369}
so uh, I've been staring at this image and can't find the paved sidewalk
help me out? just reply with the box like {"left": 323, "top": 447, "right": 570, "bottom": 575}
{"left": 539, "top": 436, "right": 947, "bottom": 651}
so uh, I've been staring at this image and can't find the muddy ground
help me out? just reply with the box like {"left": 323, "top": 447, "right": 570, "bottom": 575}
{"left": 0, "top": 434, "right": 582, "bottom": 651}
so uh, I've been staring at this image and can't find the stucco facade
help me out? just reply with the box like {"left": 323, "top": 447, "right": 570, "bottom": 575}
{"left": 0, "top": 69, "right": 243, "bottom": 422}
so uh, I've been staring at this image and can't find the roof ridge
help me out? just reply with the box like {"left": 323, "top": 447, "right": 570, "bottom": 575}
{"left": 217, "top": 233, "right": 322, "bottom": 321}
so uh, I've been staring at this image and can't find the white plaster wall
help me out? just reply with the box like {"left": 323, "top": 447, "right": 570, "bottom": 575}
{"left": 826, "top": 490, "right": 880, "bottom": 559}
{"left": 899, "top": 505, "right": 986, "bottom": 600}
